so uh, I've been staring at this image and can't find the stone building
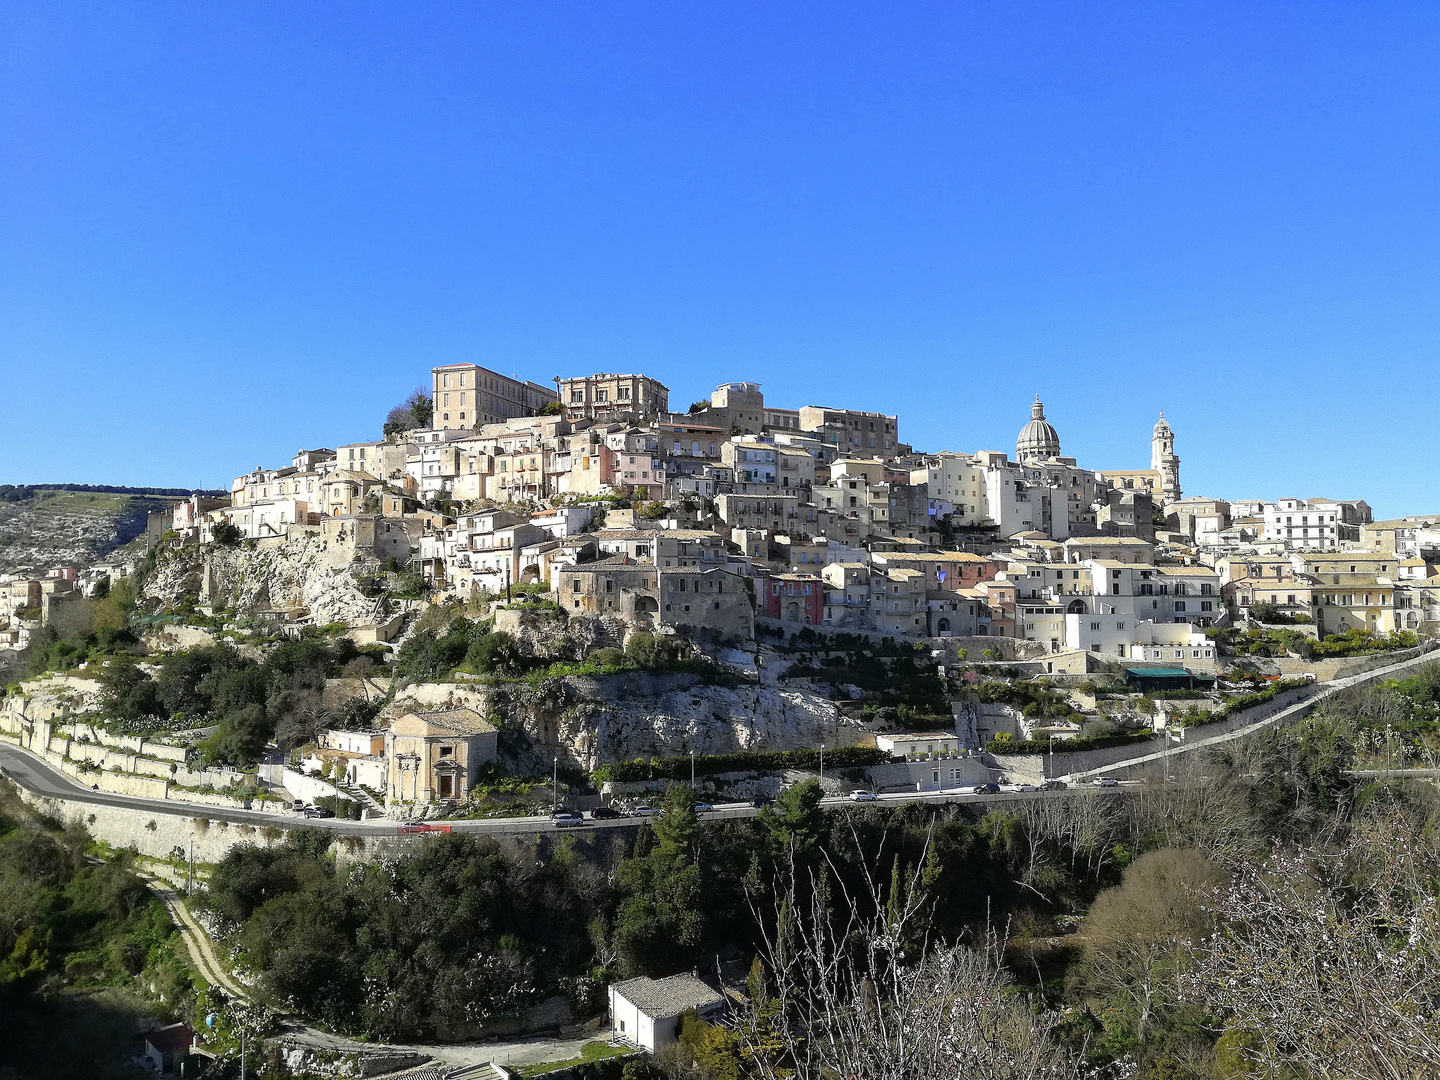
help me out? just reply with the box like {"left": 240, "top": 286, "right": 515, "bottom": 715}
{"left": 559, "top": 372, "right": 669, "bottom": 419}
{"left": 385, "top": 709, "right": 498, "bottom": 804}
{"left": 556, "top": 557, "right": 754, "bottom": 640}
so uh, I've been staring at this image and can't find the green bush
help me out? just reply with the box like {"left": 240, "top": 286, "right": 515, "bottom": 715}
{"left": 986, "top": 732, "right": 1152, "bottom": 755}
{"left": 594, "top": 746, "right": 891, "bottom": 783}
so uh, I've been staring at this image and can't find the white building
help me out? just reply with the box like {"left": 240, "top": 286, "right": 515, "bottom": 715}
{"left": 610, "top": 975, "right": 726, "bottom": 1052}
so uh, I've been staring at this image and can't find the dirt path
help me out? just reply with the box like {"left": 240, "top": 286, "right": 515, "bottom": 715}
{"left": 141, "top": 869, "right": 250, "bottom": 1001}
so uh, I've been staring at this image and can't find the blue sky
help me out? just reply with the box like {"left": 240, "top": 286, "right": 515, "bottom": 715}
{"left": 2, "top": 3, "right": 1438, "bottom": 514}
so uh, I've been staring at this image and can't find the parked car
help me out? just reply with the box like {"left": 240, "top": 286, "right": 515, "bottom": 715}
{"left": 551, "top": 810, "right": 583, "bottom": 827}
{"left": 848, "top": 789, "right": 878, "bottom": 802}
{"left": 291, "top": 800, "right": 305, "bottom": 812}
{"left": 589, "top": 806, "right": 622, "bottom": 820}
{"left": 1090, "top": 777, "right": 1119, "bottom": 788}
{"left": 304, "top": 805, "right": 335, "bottom": 818}
{"left": 1000, "top": 783, "right": 1038, "bottom": 793}
{"left": 969, "top": 782, "right": 1001, "bottom": 795}
{"left": 1040, "top": 780, "right": 1068, "bottom": 791}
{"left": 749, "top": 795, "right": 775, "bottom": 808}
{"left": 693, "top": 802, "right": 714, "bottom": 813}
{"left": 631, "top": 805, "right": 658, "bottom": 816}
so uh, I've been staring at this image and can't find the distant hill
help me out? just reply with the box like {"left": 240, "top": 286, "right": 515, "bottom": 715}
{"left": 0, "top": 483, "right": 227, "bottom": 501}
{"left": 0, "top": 487, "right": 207, "bottom": 574}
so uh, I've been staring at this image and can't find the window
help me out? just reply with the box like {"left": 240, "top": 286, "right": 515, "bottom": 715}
{"left": 1090, "top": 622, "right": 1101, "bottom": 630}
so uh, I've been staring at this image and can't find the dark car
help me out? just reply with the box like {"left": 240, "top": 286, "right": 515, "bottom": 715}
{"left": 589, "top": 806, "right": 622, "bottom": 820}
{"left": 969, "top": 783, "right": 1000, "bottom": 795}
{"left": 304, "top": 805, "right": 336, "bottom": 818}
{"left": 750, "top": 795, "right": 775, "bottom": 808}
{"left": 1040, "top": 780, "right": 1068, "bottom": 791}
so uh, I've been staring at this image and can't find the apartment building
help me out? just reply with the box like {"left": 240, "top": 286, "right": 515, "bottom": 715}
{"left": 560, "top": 373, "right": 669, "bottom": 418}
{"left": 432, "top": 364, "right": 557, "bottom": 429}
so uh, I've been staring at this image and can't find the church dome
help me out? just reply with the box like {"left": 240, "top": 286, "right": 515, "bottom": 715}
{"left": 1153, "top": 411, "right": 1173, "bottom": 437}
{"left": 1016, "top": 397, "right": 1061, "bottom": 462}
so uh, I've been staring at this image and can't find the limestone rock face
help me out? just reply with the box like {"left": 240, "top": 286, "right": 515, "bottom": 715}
{"left": 390, "top": 669, "right": 856, "bottom": 774}
{"left": 142, "top": 535, "right": 382, "bottom": 626}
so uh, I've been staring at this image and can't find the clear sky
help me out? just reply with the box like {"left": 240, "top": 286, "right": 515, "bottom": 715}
{"left": 3, "top": 3, "right": 1438, "bottom": 514}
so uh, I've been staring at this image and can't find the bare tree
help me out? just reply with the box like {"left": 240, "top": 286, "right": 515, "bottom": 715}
{"left": 1184, "top": 801, "right": 1440, "bottom": 1079}
{"left": 732, "top": 828, "right": 1082, "bottom": 1080}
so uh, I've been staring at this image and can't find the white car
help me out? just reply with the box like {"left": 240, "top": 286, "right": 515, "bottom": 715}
{"left": 1000, "top": 783, "right": 1039, "bottom": 793}
{"left": 1090, "top": 777, "right": 1119, "bottom": 788}
{"left": 848, "top": 789, "right": 878, "bottom": 802}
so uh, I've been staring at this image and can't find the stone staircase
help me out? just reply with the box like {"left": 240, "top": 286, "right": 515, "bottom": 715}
{"left": 338, "top": 778, "right": 386, "bottom": 818}
{"left": 444, "top": 1064, "right": 508, "bottom": 1080}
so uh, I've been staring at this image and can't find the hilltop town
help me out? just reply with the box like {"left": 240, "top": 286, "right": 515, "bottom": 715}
{"left": 3, "top": 364, "right": 1435, "bottom": 808}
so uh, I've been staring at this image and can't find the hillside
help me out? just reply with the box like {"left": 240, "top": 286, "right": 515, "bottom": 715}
{"left": 0, "top": 488, "right": 178, "bottom": 573}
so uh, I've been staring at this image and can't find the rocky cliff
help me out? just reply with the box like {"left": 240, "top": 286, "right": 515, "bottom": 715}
{"left": 143, "top": 533, "right": 383, "bottom": 625}
{"left": 389, "top": 667, "right": 858, "bottom": 773}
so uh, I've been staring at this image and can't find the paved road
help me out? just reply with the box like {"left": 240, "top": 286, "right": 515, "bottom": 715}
{"left": 0, "top": 739, "right": 1093, "bottom": 840}
{"left": 1063, "top": 646, "right": 1440, "bottom": 782}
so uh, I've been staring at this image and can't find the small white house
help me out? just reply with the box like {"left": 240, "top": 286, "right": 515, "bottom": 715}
{"left": 874, "top": 732, "right": 962, "bottom": 758}
{"left": 609, "top": 974, "right": 726, "bottom": 1051}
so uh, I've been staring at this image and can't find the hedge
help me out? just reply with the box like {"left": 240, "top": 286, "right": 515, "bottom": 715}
{"left": 986, "top": 732, "right": 1153, "bottom": 756}
{"left": 316, "top": 795, "right": 363, "bottom": 820}
{"left": 1183, "top": 678, "right": 1312, "bottom": 727}
{"left": 594, "top": 746, "right": 893, "bottom": 784}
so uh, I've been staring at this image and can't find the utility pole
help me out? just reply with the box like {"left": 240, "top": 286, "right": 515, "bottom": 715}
{"left": 187, "top": 839, "right": 194, "bottom": 897}
{"left": 690, "top": 750, "right": 696, "bottom": 790}
{"left": 553, "top": 756, "right": 559, "bottom": 809}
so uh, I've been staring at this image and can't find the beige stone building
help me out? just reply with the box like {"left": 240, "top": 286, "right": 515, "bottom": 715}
{"left": 432, "top": 364, "right": 557, "bottom": 430}
{"left": 560, "top": 373, "right": 669, "bottom": 418}
{"left": 556, "top": 557, "right": 754, "bottom": 640}
{"left": 798, "top": 406, "right": 899, "bottom": 454}
{"left": 385, "top": 709, "right": 498, "bottom": 804}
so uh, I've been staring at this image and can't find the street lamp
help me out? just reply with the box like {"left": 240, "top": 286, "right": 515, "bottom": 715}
{"left": 690, "top": 750, "right": 696, "bottom": 790}
{"left": 553, "top": 755, "right": 559, "bottom": 810}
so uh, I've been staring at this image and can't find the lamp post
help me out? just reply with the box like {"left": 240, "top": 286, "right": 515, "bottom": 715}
{"left": 553, "top": 755, "right": 559, "bottom": 810}
{"left": 1048, "top": 733, "right": 1055, "bottom": 781}
{"left": 690, "top": 750, "right": 696, "bottom": 790}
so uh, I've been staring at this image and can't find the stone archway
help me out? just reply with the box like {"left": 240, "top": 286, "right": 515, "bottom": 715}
{"left": 1066, "top": 599, "right": 1087, "bottom": 614}
{"left": 937, "top": 618, "right": 951, "bottom": 634}
{"left": 785, "top": 601, "right": 802, "bottom": 622}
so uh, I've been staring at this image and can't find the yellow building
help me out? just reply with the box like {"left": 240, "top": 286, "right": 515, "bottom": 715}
{"left": 432, "top": 364, "right": 557, "bottom": 430}
{"left": 385, "top": 709, "right": 498, "bottom": 804}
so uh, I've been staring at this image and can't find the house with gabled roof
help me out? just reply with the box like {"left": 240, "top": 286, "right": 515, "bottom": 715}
{"left": 610, "top": 974, "right": 726, "bottom": 1052}
{"left": 385, "top": 708, "right": 498, "bottom": 804}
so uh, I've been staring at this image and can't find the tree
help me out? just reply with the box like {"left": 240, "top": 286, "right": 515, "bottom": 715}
{"left": 538, "top": 401, "right": 563, "bottom": 416}
{"left": 383, "top": 388, "right": 433, "bottom": 438}
{"left": 688, "top": 400, "right": 709, "bottom": 414}
{"left": 1073, "top": 848, "right": 1225, "bottom": 1046}
{"left": 613, "top": 784, "right": 704, "bottom": 976}
{"left": 733, "top": 830, "right": 1079, "bottom": 1079}
{"left": 1184, "top": 801, "right": 1440, "bottom": 1078}
{"left": 211, "top": 521, "right": 243, "bottom": 546}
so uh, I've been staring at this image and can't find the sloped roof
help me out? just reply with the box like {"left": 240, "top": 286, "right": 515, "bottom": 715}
{"left": 402, "top": 709, "right": 496, "bottom": 736}
{"left": 613, "top": 974, "right": 724, "bottom": 1018}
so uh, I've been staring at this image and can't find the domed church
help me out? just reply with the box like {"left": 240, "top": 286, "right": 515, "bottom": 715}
{"left": 1015, "top": 397, "right": 1062, "bottom": 463}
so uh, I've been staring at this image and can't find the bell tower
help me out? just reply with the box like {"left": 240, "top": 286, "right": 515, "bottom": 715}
{"left": 1151, "top": 413, "right": 1181, "bottom": 503}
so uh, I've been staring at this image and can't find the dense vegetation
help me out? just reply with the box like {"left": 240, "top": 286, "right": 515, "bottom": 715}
{"left": 395, "top": 615, "right": 718, "bottom": 683}
{"left": 0, "top": 782, "right": 192, "bottom": 1080}
{"left": 97, "top": 635, "right": 383, "bottom": 765}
